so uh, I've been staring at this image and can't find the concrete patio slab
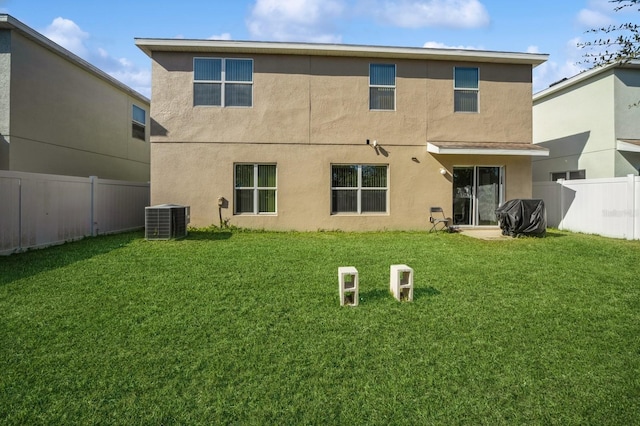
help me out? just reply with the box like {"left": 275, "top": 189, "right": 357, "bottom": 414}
{"left": 459, "top": 228, "right": 509, "bottom": 240}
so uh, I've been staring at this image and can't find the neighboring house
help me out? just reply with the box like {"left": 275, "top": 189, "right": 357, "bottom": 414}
{"left": 532, "top": 60, "right": 640, "bottom": 182}
{"left": 0, "top": 14, "right": 150, "bottom": 181}
{"left": 135, "top": 39, "right": 548, "bottom": 231}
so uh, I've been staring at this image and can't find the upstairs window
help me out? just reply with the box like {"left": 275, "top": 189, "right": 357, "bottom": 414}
{"left": 331, "top": 164, "right": 388, "bottom": 214}
{"left": 370, "top": 64, "right": 396, "bottom": 110}
{"left": 454, "top": 67, "right": 479, "bottom": 113}
{"left": 235, "top": 164, "right": 277, "bottom": 214}
{"left": 132, "top": 105, "right": 146, "bottom": 140}
{"left": 194, "top": 58, "right": 253, "bottom": 107}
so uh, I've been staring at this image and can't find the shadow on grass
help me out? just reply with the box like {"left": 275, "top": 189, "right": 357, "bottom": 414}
{"left": 360, "top": 286, "right": 441, "bottom": 304}
{"left": 0, "top": 231, "right": 142, "bottom": 286}
{"left": 186, "top": 230, "right": 233, "bottom": 241}
{"left": 544, "top": 230, "right": 567, "bottom": 238}
{"left": 415, "top": 286, "right": 442, "bottom": 299}
{"left": 499, "top": 230, "right": 566, "bottom": 239}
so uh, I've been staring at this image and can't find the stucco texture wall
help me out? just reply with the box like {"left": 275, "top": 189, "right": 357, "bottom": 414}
{"left": 151, "top": 142, "right": 532, "bottom": 231}
{"left": 6, "top": 31, "right": 150, "bottom": 181}
{"left": 150, "top": 51, "right": 535, "bottom": 230}
{"left": 533, "top": 71, "right": 617, "bottom": 180}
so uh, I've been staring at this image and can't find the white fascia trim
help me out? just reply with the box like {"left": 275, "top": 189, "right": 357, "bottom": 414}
{"left": 135, "top": 38, "right": 548, "bottom": 67}
{"left": 617, "top": 140, "right": 640, "bottom": 153}
{"left": 427, "top": 142, "right": 550, "bottom": 157}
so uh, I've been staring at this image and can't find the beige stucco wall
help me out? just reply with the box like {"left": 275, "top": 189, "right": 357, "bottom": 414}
{"left": 4, "top": 30, "right": 150, "bottom": 181}
{"left": 151, "top": 52, "right": 533, "bottom": 147}
{"left": 151, "top": 142, "right": 532, "bottom": 231}
{"left": 150, "top": 51, "right": 535, "bottom": 230}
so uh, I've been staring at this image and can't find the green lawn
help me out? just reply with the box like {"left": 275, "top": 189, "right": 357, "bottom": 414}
{"left": 1, "top": 229, "right": 639, "bottom": 425}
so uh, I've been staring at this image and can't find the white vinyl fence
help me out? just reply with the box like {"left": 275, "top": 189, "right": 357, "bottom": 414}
{"left": 1, "top": 170, "right": 149, "bottom": 255}
{"left": 533, "top": 174, "right": 640, "bottom": 240}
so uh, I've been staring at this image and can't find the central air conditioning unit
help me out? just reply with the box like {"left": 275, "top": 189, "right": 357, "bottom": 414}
{"left": 145, "top": 204, "right": 190, "bottom": 240}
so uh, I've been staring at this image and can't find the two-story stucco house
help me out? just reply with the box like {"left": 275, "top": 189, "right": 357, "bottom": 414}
{"left": 135, "top": 39, "right": 548, "bottom": 231}
{"left": 533, "top": 60, "right": 640, "bottom": 182}
{"left": 0, "top": 14, "right": 150, "bottom": 181}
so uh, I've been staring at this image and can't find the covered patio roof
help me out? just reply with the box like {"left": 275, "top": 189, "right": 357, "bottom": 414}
{"left": 427, "top": 141, "right": 549, "bottom": 156}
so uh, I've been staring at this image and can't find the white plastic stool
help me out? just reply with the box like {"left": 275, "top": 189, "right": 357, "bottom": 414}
{"left": 338, "top": 266, "right": 359, "bottom": 306}
{"left": 390, "top": 264, "right": 413, "bottom": 302}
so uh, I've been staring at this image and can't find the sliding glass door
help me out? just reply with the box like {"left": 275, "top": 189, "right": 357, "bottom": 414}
{"left": 453, "top": 166, "right": 503, "bottom": 226}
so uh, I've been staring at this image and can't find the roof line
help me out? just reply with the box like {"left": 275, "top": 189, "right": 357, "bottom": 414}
{"left": 134, "top": 38, "right": 548, "bottom": 67}
{"left": 0, "top": 14, "right": 149, "bottom": 103}
{"left": 534, "top": 59, "right": 640, "bottom": 101}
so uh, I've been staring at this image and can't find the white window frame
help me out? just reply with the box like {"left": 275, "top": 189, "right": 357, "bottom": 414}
{"left": 131, "top": 104, "right": 146, "bottom": 141}
{"left": 331, "top": 164, "right": 389, "bottom": 214}
{"left": 193, "top": 57, "right": 253, "bottom": 108}
{"left": 369, "top": 64, "right": 396, "bottom": 111}
{"left": 234, "top": 163, "right": 277, "bottom": 215}
{"left": 453, "top": 66, "right": 480, "bottom": 113}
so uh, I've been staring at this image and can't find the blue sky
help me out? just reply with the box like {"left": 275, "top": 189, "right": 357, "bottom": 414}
{"left": 1, "top": 0, "right": 635, "bottom": 98}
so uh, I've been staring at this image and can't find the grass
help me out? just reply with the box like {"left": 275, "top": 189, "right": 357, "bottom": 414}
{"left": 1, "top": 228, "right": 639, "bottom": 425}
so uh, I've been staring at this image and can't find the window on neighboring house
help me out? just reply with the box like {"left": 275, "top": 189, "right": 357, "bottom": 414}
{"left": 194, "top": 58, "right": 253, "bottom": 107}
{"left": 454, "top": 67, "right": 479, "bottom": 113}
{"left": 331, "top": 164, "right": 388, "bottom": 214}
{"left": 370, "top": 64, "right": 396, "bottom": 110}
{"left": 551, "top": 170, "right": 586, "bottom": 181}
{"left": 235, "top": 164, "right": 276, "bottom": 214}
{"left": 132, "top": 105, "right": 146, "bottom": 140}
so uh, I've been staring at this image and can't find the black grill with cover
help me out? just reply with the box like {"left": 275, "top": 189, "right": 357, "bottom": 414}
{"left": 495, "top": 199, "right": 546, "bottom": 237}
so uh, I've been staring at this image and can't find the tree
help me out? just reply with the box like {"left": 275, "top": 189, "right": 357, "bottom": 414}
{"left": 579, "top": 0, "right": 639, "bottom": 66}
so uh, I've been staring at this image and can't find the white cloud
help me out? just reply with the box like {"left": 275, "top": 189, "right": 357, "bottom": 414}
{"left": 533, "top": 38, "right": 586, "bottom": 93}
{"left": 586, "top": 0, "right": 617, "bottom": 13}
{"left": 527, "top": 45, "right": 540, "bottom": 54}
{"left": 533, "top": 60, "right": 585, "bottom": 93}
{"left": 423, "top": 41, "right": 483, "bottom": 50}
{"left": 90, "top": 50, "right": 151, "bottom": 98}
{"left": 108, "top": 68, "right": 152, "bottom": 98}
{"left": 41, "top": 18, "right": 151, "bottom": 98}
{"left": 42, "top": 17, "right": 89, "bottom": 58}
{"left": 208, "top": 33, "right": 232, "bottom": 40}
{"left": 375, "top": 0, "right": 490, "bottom": 29}
{"left": 247, "top": 0, "right": 345, "bottom": 43}
{"left": 576, "top": 8, "right": 614, "bottom": 28}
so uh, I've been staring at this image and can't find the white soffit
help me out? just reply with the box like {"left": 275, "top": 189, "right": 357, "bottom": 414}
{"left": 617, "top": 139, "right": 640, "bottom": 153}
{"left": 427, "top": 141, "right": 550, "bottom": 156}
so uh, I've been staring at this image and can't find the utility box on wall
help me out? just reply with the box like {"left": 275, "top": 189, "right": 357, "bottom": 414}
{"left": 145, "top": 204, "right": 190, "bottom": 240}
{"left": 390, "top": 264, "right": 413, "bottom": 302}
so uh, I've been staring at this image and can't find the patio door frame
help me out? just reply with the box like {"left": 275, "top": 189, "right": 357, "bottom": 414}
{"left": 452, "top": 165, "right": 504, "bottom": 227}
